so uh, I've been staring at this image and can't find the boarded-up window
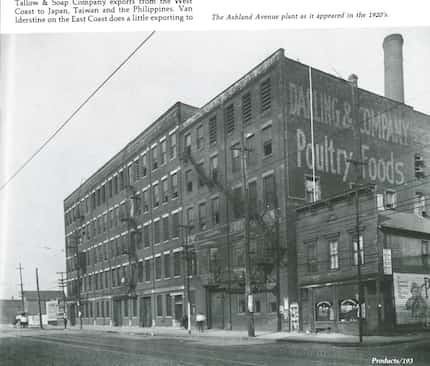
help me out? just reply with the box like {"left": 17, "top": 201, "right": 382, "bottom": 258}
{"left": 224, "top": 104, "right": 235, "bottom": 134}
{"left": 260, "top": 78, "right": 272, "bottom": 113}
{"left": 242, "top": 92, "right": 252, "bottom": 124}
{"left": 209, "top": 116, "right": 217, "bottom": 144}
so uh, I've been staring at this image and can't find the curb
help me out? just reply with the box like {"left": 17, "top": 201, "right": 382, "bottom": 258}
{"left": 275, "top": 336, "right": 424, "bottom": 347}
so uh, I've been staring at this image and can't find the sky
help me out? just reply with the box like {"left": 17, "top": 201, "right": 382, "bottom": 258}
{"left": 0, "top": 27, "right": 429, "bottom": 299}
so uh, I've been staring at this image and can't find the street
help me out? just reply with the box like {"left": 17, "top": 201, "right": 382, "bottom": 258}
{"left": 0, "top": 327, "right": 429, "bottom": 366}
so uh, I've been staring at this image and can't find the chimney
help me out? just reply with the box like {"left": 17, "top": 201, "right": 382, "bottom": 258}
{"left": 383, "top": 34, "right": 404, "bottom": 103}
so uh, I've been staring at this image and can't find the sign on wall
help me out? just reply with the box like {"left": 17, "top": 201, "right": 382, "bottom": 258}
{"left": 393, "top": 273, "right": 430, "bottom": 326}
{"left": 46, "top": 300, "right": 59, "bottom": 322}
{"left": 383, "top": 248, "right": 393, "bottom": 275}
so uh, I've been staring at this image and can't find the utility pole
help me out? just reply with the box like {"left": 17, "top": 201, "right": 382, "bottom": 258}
{"left": 348, "top": 74, "right": 365, "bottom": 344}
{"left": 180, "top": 224, "right": 193, "bottom": 335}
{"left": 17, "top": 263, "right": 25, "bottom": 312}
{"left": 36, "top": 268, "right": 43, "bottom": 329}
{"left": 233, "top": 140, "right": 255, "bottom": 337}
{"left": 57, "top": 272, "right": 67, "bottom": 326}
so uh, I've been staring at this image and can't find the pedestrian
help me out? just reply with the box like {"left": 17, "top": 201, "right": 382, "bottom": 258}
{"left": 63, "top": 316, "right": 68, "bottom": 329}
{"left": 196, "top": 312, "right": 206, "bottom": 332}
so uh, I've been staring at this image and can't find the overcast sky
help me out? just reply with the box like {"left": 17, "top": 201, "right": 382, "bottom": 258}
{"left": 1, "top": 27, "right": 429, "bottom": 299}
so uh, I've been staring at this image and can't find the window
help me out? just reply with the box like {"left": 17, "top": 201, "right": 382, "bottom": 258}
{"left": 143, "top": 225, "right": 150, "bottom": 247}
{"left": 124, "top": 299, "right": 129, "bottom": 317}
{"left": 172, "top": 212, "right": 179, "bottom": 238}
{"left": 141, "top": 154, "right": 147, "bottom": 177}
{"left": 153, "top": 220, "right": 161, "bottom": 244}
{"left": 152, "top": 146, "right": 158, "bottom": 170}
{"left": 186, "top": 207, "right": 194, "bottom": 227}
{"left": 211, "top": 197, "right": 220, "bottom": 225}
{"left": 137, "top": 261, "right": 144, "bottom": 282}
{"left": 232, "top": 187, "right": 243, "bottom": 219}
{"left": 263, "top": 174, "right": 276, "bottom": 208}
{"left": 209, "top": 115, "right": 217, "bottom": 144}
{"left": 231, "top": 143, "right": 241, "bottom": 172}
{"left": 385, "top": 190, "right": 397, "bottom": 209}
{"left": 210, "top": 155, "right": 218, "bottom": 181}
{"left": 260, "top": 78, "right": 272, "bottom": 113}
{"left": 155, "top": 256, "right": 162, "bottom": 280}
{"left": 329, "top": 239, "right": 339, "bottom": 270}
{"left": 169, "top": 133, "right": 177, "bottom": 159}
{"left": 134, "top": 193, "right": 141, "bottom": 217}
{"left": 113, "top": 176, "right": 118, "bottom": 195}
{"left": 196, "top": 125, "right": 204, "bottom": 149}
{"left": 101, "top": 185, "right": 106, "bottom": 204}
{"left": 145, "top": 259, "right": 151, "bottom": 281}
{"left": 185, "top": 133, "right": 192, "bottom": 155}
{"left": 186, "top": 170, "right": 193, "bottom": 193}
{"left": 160, "top": 140, "right": 167, "bottom": 165}
{"left": 111, "top": 269, "right": 116, "bottom": 287}
{"left": 162, "top": 179, "right": 169, "bottom": 203}
{"left": 153, "top": 184, "right": 160, "bottom": 207}
{"left": 414, "top": 192, "right": 427, "bottom": 216}
{"left": 132, "top": 298, "right": 137, "bottom": 317}
{"left": 242, "top": 92, "right": 252, "bottom": 124}
{"left": 133, "top": 159, "right": 140, "bottom": 181}
{"left": 307, "top": 242, "right": 318, "bottom": 272}
{"left": 171, "top": 173, "right": 178, "bottom": 198}
{"left": 164, "top": 253, "right": 171, "bottom": 278}
{"left": 422, "top": 240, "right": 429, "bottom": 266}
{"left": 134, "top": 228, "right": 142, "bottom": 249}
{"left": 142, "top": 189, "right": 149, "bottom": 212}
{"left": 197, "top": 162, "right": 205, "bottom": 188}
{"left": 339, "top": 299, "right": 358, "bottom": 321}
{"left": 353, "top": 235, "right": 364, "bottom": 266}
{"left": 173, "top": 251, "right": 181, "bottom": 276}
{"left": 305, "top": 175, "right": 321, "bottom": 203}
{"left": 119, "top": 171, "right": 125, "bottom": 191}
{"left": 224, "top": 104, "right": 235, "bottom": 134}
{"left": 198, "top": 202, "right": 207, "bottom": 231}
{"left": 248, "top": 181, "right": 257, "bottom": 214}
{"left": 315, "top": 301, "right": 333, "bottom": 321}
{"left": 262, "top": 125, "right": 272, "bottom": 157}
{"left": 166, "top": 294, "right": 172, "bottom": 316}
{"left": 157, "top": 295, "right": 163, "bottom": 316}
{"left": 246, "top": 134, "right": 256, "bottom": 165}
{"left": 162, "top": 216, "right": 169, "bottom": 241}
{"left": 128, "top": 164, "right": 134, "bottom": 185}
{"left": 209, "top": 247, "right": 219, "bottom": 273}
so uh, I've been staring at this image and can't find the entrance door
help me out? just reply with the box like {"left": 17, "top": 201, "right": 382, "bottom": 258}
{"left": 69, "top": 304, "right": 76, "bottom": 326}
{"left": 210, "top": 292, "right": 225, "bottom": 329}
{"left": 174, "top": 295, "right": 183, "bottom": 324}
{"left": 113, "top": 299, "right": 122, "bottom": 327}
{"left": 140, "top": 297, "right": 152, "bottom": 327}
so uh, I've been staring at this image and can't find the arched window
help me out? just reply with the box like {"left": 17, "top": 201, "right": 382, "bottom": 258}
{"left": 315, "top": 301, "right": 333, "bottom": 321}
{"left": 339, "top": 299, "right": 358, "bottom": 321}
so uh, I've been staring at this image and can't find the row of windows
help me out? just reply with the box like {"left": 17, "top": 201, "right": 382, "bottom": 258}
{"left": 185, "top": 78, "right": 272, "bottom": 148}
{"left": 73, "top": 251, "right": 184, "bottom": 294}
{"left": 82, "top": 300, "right": 111, "bottom": 319}
{"left": 65, "top": 134, "right": 179, "bottom": 227}
{"left": 306, "top": 235, "right": 364, "bottom": 273}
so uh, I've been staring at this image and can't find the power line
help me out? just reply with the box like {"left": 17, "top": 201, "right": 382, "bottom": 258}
{"left": 0, "top": 31, "right": 156, "bottom": 193}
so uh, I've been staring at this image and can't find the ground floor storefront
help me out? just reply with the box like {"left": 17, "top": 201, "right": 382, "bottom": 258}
{"left": 299, "top": 274, "right": 430, "bottom": 335}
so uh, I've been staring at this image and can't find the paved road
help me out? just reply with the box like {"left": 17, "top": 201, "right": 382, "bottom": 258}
{"left": 0, "top": 327, "right": 428, "bottom": 366}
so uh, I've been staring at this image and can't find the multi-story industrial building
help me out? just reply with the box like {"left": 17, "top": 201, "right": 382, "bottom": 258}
{"left": 64, "top": 102, "right": 198, "bottom": 327}
{"left": 64, "top": 34, "right": 430, "bottom": 332}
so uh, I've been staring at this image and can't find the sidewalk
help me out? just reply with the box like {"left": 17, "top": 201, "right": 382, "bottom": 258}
{"left": 65, "top": 323, "right": 430, "bottom": 346}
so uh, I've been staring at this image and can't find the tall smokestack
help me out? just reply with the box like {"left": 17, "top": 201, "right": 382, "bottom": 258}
{"left": 383, "top": 34, "right": 404, "bottom": 103}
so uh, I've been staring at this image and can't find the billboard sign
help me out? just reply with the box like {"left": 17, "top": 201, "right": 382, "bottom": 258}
{"left": 46, "top": 300, "right": 59, "bottom": 322}
{"left": 393, "top": 272, "right": 430, "bottom": 326}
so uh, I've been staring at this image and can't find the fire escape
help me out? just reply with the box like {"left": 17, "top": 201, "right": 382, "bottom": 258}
{"left": 119, "top": 180, "right": 140, "bottom": 298}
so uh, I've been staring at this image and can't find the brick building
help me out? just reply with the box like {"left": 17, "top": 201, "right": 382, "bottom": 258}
{"left": 296, "top": 187, "right": 430, "bottom": 335}
{"left": 64, "top": 34, "right": 430, "bottom": 331}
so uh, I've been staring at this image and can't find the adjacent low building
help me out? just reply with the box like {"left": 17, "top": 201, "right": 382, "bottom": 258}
{"left": 296, "top": 186, "right": 430, "bottom": 335}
